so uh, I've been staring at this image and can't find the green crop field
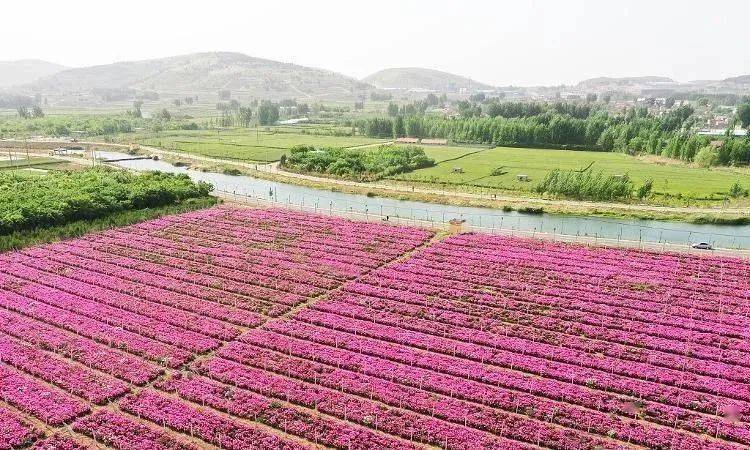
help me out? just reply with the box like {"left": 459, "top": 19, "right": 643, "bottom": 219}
{"left": 418, "top": 145, "right": 490, "bottom": 163}
{"left": 124, "top": 127, "right": 387, "bottom": 162}
{"left": 0, "top": 157, "right": 71, "bottom": 171}
{"left": 395, "top": 146, "right": 750, "bottom": 200}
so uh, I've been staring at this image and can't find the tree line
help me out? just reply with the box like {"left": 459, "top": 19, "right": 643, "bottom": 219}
{"left": 357, "top": 104, "right": 750, "bottom": 166}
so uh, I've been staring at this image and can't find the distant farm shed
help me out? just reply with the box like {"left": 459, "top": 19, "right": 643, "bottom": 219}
{"left": 51, "top": 146, "right": 85, "bottom": 155}
{"left": 395, "top": 137, "right": 420, "bottom": 144}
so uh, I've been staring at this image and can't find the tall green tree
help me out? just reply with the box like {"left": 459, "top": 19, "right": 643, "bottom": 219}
{"left": 238, "top": 107, "right": 253, "bottom": 127}
{"left": 737, "top": 103, "right": 750, "bottom": 129}
{"left": 257, "top": 102, "right": 279, "bottom": 125}
{"left": 393, "top": 116, "right": 405, "bottom": 138}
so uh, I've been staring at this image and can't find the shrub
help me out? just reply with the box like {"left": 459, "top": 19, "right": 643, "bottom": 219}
{"left": 535, "top": 169, "right": 633, "bottom": 201}
{"left": 222, "top": 167, "right": 242, "bottom": 176}
{"left": 636, "top": 178, "right": 654, "bottom": 199}
{"left": 729, "top": 181, "right": 748, "bottom": 198}
{"left": 282, "top": 145, "right": 435, "bottom": 181}
{"left": 693, "top": 146, "right": 718, "bottom": 168}
{"left": 490, "top": 166, "right": 508, "bottom": 176}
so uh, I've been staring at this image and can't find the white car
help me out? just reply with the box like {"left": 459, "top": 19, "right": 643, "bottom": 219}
{"left": 691, "top": 242, "right": 713, "bottom": 250}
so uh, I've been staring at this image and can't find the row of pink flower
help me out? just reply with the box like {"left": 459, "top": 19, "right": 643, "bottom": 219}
{"left": 0, "top": 365, "right": 88, "bottom": 425}
{"left": 19, "top": 250, "right": 259, "bottom": 329}
{"left": 44, "top": 242, "right": 307, "bottom": 307}
{"left": 136, "top": 226, "right": 368, "bottom": 279}
{"left": 420, "top": 243, "right": 750, "bottom": 324}
{"left": 89, "top": 234, "right": 343, "bottom": 290}
{"left": 128, "top": 212, "right": 371, "bottom": 278}
{"left": 297, "top": 304, "right": 750, "bottom": 443}
{"left": 31, "top": 434, "right": 92, "bottom": 450}
{"left": 0, "top": 334, "right": 129, "bottom": 404}
{"left": 6, "top": 251, "right": 241, "bottom": 341}
{"left": 437, "top": 234, "right": 750, "bottom": 297}
{"left": 190, "top": 214, "right": 419, "bottom": 259}
{"left": 159, "top": 371, "right": 423, "bottom": 449}
{"left": 369, "top": 262, "right": 748, "bottom": 354}
{"left": 396, "top": 248, "right": 749, "bottom": 338}
{"left": 439, "top": 235, "right": 750, "bottom": 311}
{"left": 133, "top": 205, "right": 431, "bottom": 257}
{"left": 158, "top": 212, "right": 408, "bottom": 260}
{"left": 198, "top": 354, "right": 536, "bottom": 450}
{"left": 447, "top": 233, "right": 750, "bottom": 287}
{"left": 258, "top": 320, "right": 750, "bottom": 445}
{"left": 457, "top": 233, "right": 750, "bottom": 285}
{"left": 322, "top": 290, "right": 749, "bottom": 406}
{"left": 362, "top": 268, "right": 745, "bottom": 360}
{"left": 170, "top": 206, "right": 431, "bottom": 253}
{"left": 0, "top": 288, "right": 190, "bottom": 367}
{"left": 340, "top": 282, "right": 750, "bottom": 382}
{"left": 268, "top": 306, "right": 749, "bottom": 420}
{"left": 372, "top": 258, "right": 747, "bottom": 346}
{"left": 104, "top": 227, "right": 362, "bottom": 280}
{"left": 155, "top": 220, "right": 395, "bottom": 270}
{"left": 418, "top": 262, "right": 749, "bottom": 341}
{"left": 159, "top": 211, "right": 430, "bottom": 262}
{"left": 65, "top": 239, "right": 325, "bottom": 299}
{"left": 0, "top": 307, "right": 160, "bottom": 385}
{"left": 224, "top": 330, "right": 744, "bottom": 449}
{"left": 119, "top": 389, "right": 312, "bottom": 450}
{"left": 0, "top": 267, "right": 218, "bottom": 355}
{"left": 72, "top": 409, "right": 197, "bottom": 450}
{"left": 0, "top": 406, "right": 41, "bottom": 450}
{"left": 27, "top": 243, "right": 286, "bottom": 318}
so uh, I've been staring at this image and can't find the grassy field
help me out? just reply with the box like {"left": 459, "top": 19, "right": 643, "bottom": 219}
{"left": 393, "top": 146, "right": 750, "bottom": 200}
{"left": 122, "top": 127, "right": 387, "bottom": 162}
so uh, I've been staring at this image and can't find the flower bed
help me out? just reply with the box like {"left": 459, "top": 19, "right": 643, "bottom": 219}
{"left": 1, "top": 207, "right": 748, "bottom": 449}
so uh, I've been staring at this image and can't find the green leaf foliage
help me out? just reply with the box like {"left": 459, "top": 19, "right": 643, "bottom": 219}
{"left": 0, "top": 167, "right": 212, "bottom": 234}
{"left": 281, "top": 145, "right": 435, "bottom": 181}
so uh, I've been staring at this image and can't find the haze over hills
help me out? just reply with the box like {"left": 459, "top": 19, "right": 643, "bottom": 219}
{"left": 363, "top": 67, "right": 495, "bottom": 92}
{"left": 0, "top": 59, "right": 67, "bottom": 88}
{"left": 722, "top": 75, "right": 750, "bottom": 85}
{"left": 20, "top": 52, "right": 372, "bottom": 102}
{"left": 576, "top": 76, "right": 675, "bottom": 89}
{"left": 2, "top": 51, "right": 749, "bottom": 107}
{"left": 574, "top": 74, "right": 750, "bottom": 95}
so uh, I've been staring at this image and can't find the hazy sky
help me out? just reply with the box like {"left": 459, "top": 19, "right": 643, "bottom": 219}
{"left": 2, "top": 0, "right": 748, "bottom": 86}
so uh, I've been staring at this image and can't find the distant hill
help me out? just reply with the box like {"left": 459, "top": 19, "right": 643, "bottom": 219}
{"left": 22, "top": 52, "right": 371, "bottom": 101}
{"left": 576, "top": 76, "right": 675, "bottom": 89}
{"left": 0, "top": 59, "right": 67, "bottom": 88}
{"left": 363, "top": 67, "right": 494, "bottom": 92}
{"left": 722, "top": 75, "right": 750, "bottom": 85}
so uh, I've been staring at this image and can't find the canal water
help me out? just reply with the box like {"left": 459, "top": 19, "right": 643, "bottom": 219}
{"left": 99, "top": 151, "right": 750, "bottom": 249}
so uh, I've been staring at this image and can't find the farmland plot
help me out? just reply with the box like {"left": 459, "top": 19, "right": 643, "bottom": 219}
{"left": 1, "top": 206, "right": 749, "bottom": 449}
